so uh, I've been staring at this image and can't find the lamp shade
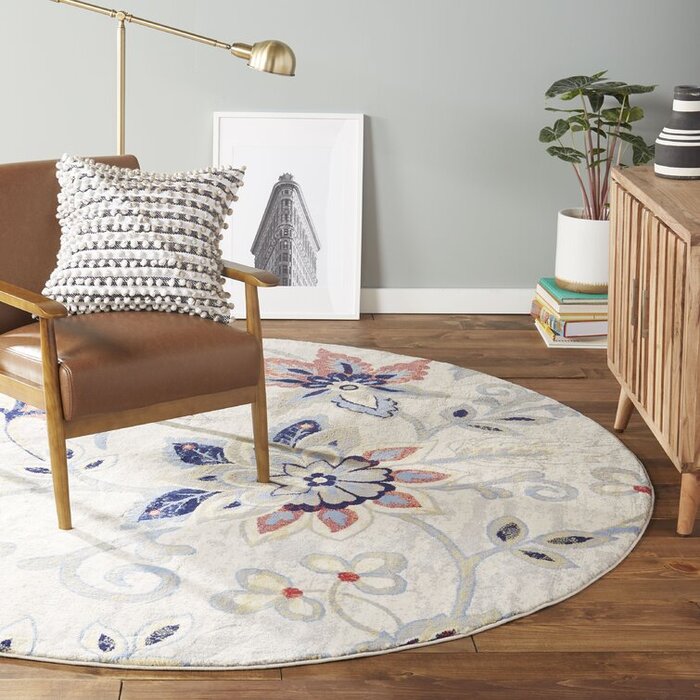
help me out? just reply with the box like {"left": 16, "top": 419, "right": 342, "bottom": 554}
{"left": 231, "top": 40, "right": 296, "bottom": 76}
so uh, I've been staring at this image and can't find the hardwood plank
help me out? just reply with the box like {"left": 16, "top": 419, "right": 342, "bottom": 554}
{"left": 284, "top": 650, "right": 700, "bottom": 681}
{"left": 474, "top": 599, "right": 700, "bottom": 652}
{"left": 120, "top": 677, "right": 700, "bottom": 699}
{"left": 0, "top": 679, "right": 121, "bottom": 699}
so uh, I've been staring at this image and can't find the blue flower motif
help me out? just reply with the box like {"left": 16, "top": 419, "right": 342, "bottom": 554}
{"left": 271, "top": 456, "right": 394, "bottom": 512}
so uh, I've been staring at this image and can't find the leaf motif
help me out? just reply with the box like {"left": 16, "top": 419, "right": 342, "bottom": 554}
{"left": 362, "top": 446, "right": 418, "bottom": 462}
{"left": 97, "top": 633, "right": 115, "bottom": 652}
{"left": 374, "top": 491, "right": 421, "bottom": 509}
{"left": 80, "top": 622, "right": 128, "bottom": 659}
{"left": 392, "top": 469, "right": 448, "bottom": 484}
{"left": 487, "top": 516, "right": 528, "bottom": 546}
{"left": 273, "top": 420, "right": 322, "bottom": 447}
{"left": 25, "top": 467, "right": 50, "bottom": 474}
{"left": 138, "top": 488, "right": 220, "bottom": 521}
{"left": 144, "top": 624, "right": 180, "bottom": 646}
{"left": 173, "top": 442, "right": 228, "bottom": 466}
{"left": 0, "top": 618, "right": 36, "bottom": 656}
{"left": 535, "top": 530, "right": 613, "bottom": 549}
{"left": 85, "top": 459, "right": 104, "bottom": 470}
{"left": 513, "top": 548, "right": 575, "bottom": 569}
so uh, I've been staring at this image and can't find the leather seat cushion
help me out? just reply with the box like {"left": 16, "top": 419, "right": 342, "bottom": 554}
{"left": 0, "top": 312, "right": 260, "bottom": 421}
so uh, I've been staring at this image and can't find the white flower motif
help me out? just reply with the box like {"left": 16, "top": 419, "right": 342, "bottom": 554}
{"left": 210, "top": 569, "right": 324, "bottom": 622}
{"left": 302, "top": 552, "right": 407, "bottom": 595}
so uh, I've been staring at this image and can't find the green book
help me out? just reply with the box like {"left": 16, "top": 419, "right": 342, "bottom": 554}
{"left": 538, "top": 277, "right": 607, "bottom": 303}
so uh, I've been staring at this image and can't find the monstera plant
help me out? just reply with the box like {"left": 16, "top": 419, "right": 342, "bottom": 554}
{"left": 539, "top": 71, "right": 656, "bottom": 293}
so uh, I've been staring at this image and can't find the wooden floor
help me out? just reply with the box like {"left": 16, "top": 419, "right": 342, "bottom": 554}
{"left": 4, "top": 315, "right": 700, "bottom": 699}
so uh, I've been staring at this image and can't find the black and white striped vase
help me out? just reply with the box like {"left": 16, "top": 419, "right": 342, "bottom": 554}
{"left": 655, "top": 85, "right": 700, "bottom": 179}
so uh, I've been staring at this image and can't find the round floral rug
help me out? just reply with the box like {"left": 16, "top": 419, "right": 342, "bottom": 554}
{"left": 0, "top": 340, "right": 652, "bottom": 669}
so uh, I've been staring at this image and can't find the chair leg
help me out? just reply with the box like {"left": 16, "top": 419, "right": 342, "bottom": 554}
{"left": 251, "top": 376, "right": 270, "bottom": 484}
{"left": 46, "top": 406, "right": 72, "bottom": 530}
{"left": 39, "top": 317, "right": 72, "bottom": 530}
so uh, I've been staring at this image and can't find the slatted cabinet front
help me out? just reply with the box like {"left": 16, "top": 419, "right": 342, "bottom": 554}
{"left": 609, "top": 181, "right": 687, "bottom": 467}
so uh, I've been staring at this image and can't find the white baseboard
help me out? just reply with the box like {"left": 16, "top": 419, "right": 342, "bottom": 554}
{"left": 360, "top": 288, "right": 533, "bottom": 314}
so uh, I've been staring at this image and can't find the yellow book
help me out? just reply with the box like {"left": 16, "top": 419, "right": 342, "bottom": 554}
{"left": 534, "top": 320, "right": 607, "bottom": 349}
{"left": 534, "top": 295, "right": 608, "bottom": 321}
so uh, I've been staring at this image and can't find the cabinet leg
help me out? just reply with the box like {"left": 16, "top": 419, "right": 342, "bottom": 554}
{"left": 677, "top": 472, "right": 700, "bottom": 536}
{"left": 613, "top": 387, "right": 634, "bottom": 433}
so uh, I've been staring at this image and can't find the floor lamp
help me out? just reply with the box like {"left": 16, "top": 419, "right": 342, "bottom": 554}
{"left": 50, "top": 0, "right": 296, "bottom": 155}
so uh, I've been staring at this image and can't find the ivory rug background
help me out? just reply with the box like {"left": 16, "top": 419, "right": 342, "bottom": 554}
{"left": 0, "top": 340, "right": 652, "bottom": 669}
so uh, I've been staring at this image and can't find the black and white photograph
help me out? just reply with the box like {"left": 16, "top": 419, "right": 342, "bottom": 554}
{"left": 214, "top": 112, "right": 363, "bottom": 318}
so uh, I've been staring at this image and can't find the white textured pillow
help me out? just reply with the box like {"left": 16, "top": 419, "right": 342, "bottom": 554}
{"left": 43, "top": 154, "right": 245, "bottom": 324}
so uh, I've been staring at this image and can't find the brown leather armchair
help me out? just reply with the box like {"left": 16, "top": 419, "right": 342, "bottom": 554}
{"left": 0, "top": 156, "right": 278, "bottom": 530}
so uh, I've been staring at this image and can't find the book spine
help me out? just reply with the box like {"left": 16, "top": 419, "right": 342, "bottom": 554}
{"left": 530, "top": 299, "right": 564, "bottom": 335}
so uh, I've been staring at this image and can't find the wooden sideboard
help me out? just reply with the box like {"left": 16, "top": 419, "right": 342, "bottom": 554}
{"left": 609, "top": 166, "right": 700, "bottom": 536}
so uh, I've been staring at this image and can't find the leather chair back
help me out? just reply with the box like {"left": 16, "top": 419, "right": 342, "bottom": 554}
{"left": 0, "top": 155, "right": 139, "bottom": 334}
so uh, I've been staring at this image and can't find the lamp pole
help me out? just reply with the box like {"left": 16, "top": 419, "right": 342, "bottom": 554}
{"left": 49, "top": 0, "right": 296, "bottom": 155}
{"left": 116, "top": 12, "right": 126, "bottom": 155}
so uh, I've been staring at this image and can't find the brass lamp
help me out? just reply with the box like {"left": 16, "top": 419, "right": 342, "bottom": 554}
{"left": 50, "top": 0, "right": 296, "bottom": 155}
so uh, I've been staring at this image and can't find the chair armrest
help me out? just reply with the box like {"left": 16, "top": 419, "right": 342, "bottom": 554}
{"left": 0, "top": 280, "right": 68, "bottom": 319}
{"left": 222, "top": 260, "right": 279, "bottom": 288}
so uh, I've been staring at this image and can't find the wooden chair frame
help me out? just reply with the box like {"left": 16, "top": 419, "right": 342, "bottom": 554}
{"left": 0, "top": 260, "right": 278, "bottom": 530}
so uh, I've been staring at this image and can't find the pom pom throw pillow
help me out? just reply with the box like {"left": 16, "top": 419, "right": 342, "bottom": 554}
{"left": 43, "top": 154, "right": 244, "bottom": 324}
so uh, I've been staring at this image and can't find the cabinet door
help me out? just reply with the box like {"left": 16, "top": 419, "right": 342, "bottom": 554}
{"left": 642, "top": 214, "right": 687, "bottom": 457}
{"left": 609, "top": 183, "right": 688, "bottom": 462}
{"left": 608, "top": 183, "right": 644, "bottom": 392}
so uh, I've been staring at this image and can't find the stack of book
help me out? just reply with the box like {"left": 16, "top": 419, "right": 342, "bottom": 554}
{"left": 531, "top": 277, "right": 608, "bottom": 349}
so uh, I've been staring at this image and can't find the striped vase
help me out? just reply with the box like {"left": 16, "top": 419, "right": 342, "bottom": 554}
{"left": 655, "top": 85, "right": 700, "bottom": 179}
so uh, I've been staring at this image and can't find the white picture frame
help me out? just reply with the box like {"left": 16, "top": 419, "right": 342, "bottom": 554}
{"left": 213, "top": 112, "right": 364, "bottom": 319}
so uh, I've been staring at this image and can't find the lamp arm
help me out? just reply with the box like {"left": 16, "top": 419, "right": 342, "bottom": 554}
{"left": 50, "top": 0, "right": 240, "bottom": 52}
{"left": 49, "top": 0, "right": 294, "bottom": 154}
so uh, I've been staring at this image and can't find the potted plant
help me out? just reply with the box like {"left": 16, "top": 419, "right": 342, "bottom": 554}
{"left": 540, "top": 71, "right": 656, "bottom": 292}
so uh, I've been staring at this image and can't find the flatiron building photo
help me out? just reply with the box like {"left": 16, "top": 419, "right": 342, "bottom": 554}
{"left": 250, "top": 173, "right": 321, "bottom": 287}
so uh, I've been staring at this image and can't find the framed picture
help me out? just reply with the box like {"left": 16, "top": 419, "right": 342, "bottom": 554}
{"left": 213, "top": 112, "right": 364, "bottom": 319}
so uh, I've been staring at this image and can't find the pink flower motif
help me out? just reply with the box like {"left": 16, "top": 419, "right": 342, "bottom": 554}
{"left": 254, "top": 446, "right": 451, "bottom": 537}
{"left": 265, "top": 349, "right": 430, "bottom": 418}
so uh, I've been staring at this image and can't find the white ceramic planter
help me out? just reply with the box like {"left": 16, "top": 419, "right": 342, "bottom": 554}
{"left": 554, "top": 208, "right": 609, "bottom": 293}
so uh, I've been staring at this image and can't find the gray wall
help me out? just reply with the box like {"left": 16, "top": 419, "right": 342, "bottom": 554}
{"left": 2, "top": 0, "right": 698, "bottom": 289}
